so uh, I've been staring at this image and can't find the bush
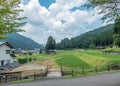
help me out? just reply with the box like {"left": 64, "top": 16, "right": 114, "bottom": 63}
{"left": 29, "top": 57, "right": 32, "bottom": 62}
{"left": 29, "top": 52, "right": 33, "bottom": 55}
{"left": 33, "top": 58, "right": 37, "bottom": 61}
{"left": 18, "top": 58, "right": 28, "bottom": 64}
{"left": 18, "top": 58, "right": 22, "bottom": 64}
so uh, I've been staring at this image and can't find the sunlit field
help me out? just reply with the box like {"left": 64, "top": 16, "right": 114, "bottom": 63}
{"left": 17, "top": 49, "right": 120, "bottom": 69}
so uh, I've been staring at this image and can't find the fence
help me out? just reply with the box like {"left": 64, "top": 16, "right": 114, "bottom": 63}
{"left": 61, "top": 64, "right": 120, "bottom": 76}
{"left": 0, "top": 71, "right": 22, "bottom": 83}
{"left": 0, "top": 66, "right": 48, "bottom": 83}
{"left": 0, "top": 64, "right": 120, "bottom": 83}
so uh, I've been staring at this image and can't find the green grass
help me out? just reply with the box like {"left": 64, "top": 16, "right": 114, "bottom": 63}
{"left": 16, "top": 49, "right": 120, "bottom": 69}
{"left": 56, "top": 54, "right": 90, "bottom": 68}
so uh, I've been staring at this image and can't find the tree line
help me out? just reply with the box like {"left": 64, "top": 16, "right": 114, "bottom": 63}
{"left": 45, "top": 24, "right": 115, "bottom": 51}
{"left": 56, "top": 24, "right": 114, "bottom": 50}
{"left": 45, "top": 23, "right": 119, "bottom": 51}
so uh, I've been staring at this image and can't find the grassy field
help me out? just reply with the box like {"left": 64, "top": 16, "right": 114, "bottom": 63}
{"left": 16, "top": 49, "right": 120, "bottom": 69}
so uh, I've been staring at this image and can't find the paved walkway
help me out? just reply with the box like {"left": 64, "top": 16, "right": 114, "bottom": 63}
{"left": 2, "top": 72, "right": 120, "bottom": 86}
{"left": 47, "top": 69, "right": 62, "bottom": 78}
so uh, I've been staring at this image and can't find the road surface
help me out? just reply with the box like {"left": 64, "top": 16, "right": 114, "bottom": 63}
{"left": 2, "top": 72, "right": 120, "bottom": 86}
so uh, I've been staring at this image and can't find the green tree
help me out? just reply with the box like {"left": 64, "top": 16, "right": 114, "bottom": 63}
{"left": 87, "top": 0, "right": 120, "bottom": 47}
{"left": 113, "top": 17, "right": 120, "bottom": 47}
{"left": 56, "top": 43, "right": 61, "bottom": 50}
{"left": 53, "top": 39, "right": 56, "bottom": 49}
{"left": 114, "top": 17, "right": 120, "bottom": 34}
{"left": 45, "top": 36, "right": 56, "bottom": 53}
{"left": 0, "top": 0, "right": 26, "bottom": 38}
{"left": 89, "top": 41, "right": 96, "bottom": 49}
{"left": 59, "top": 38, "right": 71, "bottom": 50}
{"left": 113, "top": 34, "right": 120, "bottom": 47}
{"left": 87, "top": 0, "right": 120, "bottom": 22}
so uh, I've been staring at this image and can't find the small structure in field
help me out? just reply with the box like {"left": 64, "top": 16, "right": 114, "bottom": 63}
{"left": 47, "top": 50, "right": 56, "bottom": 54}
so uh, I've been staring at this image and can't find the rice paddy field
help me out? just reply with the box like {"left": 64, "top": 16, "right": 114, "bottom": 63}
{"left": 16, "top": 49, "right": 120, "bottom": 69}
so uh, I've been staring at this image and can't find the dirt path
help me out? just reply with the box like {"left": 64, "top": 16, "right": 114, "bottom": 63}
{"left": 47, "top": 71, "right": 62, "bottom": 78}
{"left": 5, "top": 59, "right": 60, "bottom": 78}
{"left": 41, "top": 59, "right": 59, "bottom": 69}
{"left": 9, "top": 58, "right": 59, "bottom": 72}
{"left": 42, "top": 60, "right": 62, "bottom": 78}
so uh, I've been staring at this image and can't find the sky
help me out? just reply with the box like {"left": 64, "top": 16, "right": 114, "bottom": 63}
{"left": 19, "top": 0, "right": 109, "bottom": 44}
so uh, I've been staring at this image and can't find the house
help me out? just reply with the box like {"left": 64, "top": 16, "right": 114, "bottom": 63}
{"left": 0, "top": 42, "right": 14, "bottom": 67}
{"left": 34, "top": 48, "right": 41, "bottom": 54}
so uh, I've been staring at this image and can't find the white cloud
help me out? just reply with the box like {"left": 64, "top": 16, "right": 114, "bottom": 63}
{"left": 19, "top": 0, "right": 103, "bottom": 44}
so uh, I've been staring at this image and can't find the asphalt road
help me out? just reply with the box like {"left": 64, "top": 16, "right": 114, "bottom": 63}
{"left": 2, "top": 72, "right": 120, "bottom": 86}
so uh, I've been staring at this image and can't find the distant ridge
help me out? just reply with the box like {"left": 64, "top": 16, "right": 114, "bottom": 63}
{"left": 73, "top": 24, "right": 114, "bottom": 47}
{"left": 3, "top": 33, "right": 44, "bottom": 50}
{"left": 56, "top": 24, "right": 114, "bottom": 49}
{"left": 72, "top": 24, "right": 114, "bottom": 48}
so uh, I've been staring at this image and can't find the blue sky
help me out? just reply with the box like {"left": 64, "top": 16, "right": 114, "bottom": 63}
{"left": 20, "top": 0, "right": 108, "bottom": 44}
{"left": 38, "top": 0, "right": 56, "bottom": 8}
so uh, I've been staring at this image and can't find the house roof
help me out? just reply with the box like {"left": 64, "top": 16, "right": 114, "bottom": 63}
{"left": 0, "top": 42, "right": 5, "bottom": 45}
{"left": 0, "top": 42, "right": 14, "bottom": 48}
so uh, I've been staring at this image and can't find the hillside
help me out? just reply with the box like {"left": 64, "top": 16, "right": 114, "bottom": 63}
{"left": 74, "top": 24, "right": 114, "bottom": 47}
{"left": 56, "top": 24, "right": 114, "bottom": 49}
{"left": 4, "top": 33, "right": 44, "bottom": 50}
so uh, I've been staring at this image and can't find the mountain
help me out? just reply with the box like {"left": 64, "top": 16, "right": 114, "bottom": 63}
{"left": 4, "top": 33, "right": 44, "bottom": 50}
{"left": 74, "top": 24, "right": 114, "bottom": 48}
{"left": 56, "top": 24, "right": 114, "bottom": 49}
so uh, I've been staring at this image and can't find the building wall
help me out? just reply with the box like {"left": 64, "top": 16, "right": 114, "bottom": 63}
{"left": 0, "top": 44, "right": 13, "bottom": 66}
